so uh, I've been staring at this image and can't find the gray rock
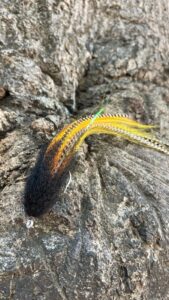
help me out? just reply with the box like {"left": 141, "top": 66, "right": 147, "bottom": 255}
{"left": 0, "top": 0, "right": 169, "bottom": 299}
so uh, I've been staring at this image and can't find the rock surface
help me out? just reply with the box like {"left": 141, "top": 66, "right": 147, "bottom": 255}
{"left": 0, "top": 0, "right": 169, "bottom": 299}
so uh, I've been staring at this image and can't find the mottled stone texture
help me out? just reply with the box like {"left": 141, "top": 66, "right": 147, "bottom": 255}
{"left": 0, "top": 0, "right": 169, "bottom": 299}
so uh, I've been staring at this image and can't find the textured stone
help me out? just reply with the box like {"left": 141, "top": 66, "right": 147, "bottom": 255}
{"left": 0, "top": 109, "right": 16, "bottom": 134}
{"left": 0, "top": 0, "right": 169, "bottom": 299}
{"left": 0, "top": 87, "right": 6, "bottom": 99}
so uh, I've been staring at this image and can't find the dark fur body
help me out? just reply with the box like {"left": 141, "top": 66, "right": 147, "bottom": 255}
{"left": 24, "top": 144, "right": 73, "bottom": 217}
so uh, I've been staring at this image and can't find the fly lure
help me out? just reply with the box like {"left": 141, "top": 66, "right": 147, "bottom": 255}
{"left": 24, "top": 114, "right": 169, "bottom": 217}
